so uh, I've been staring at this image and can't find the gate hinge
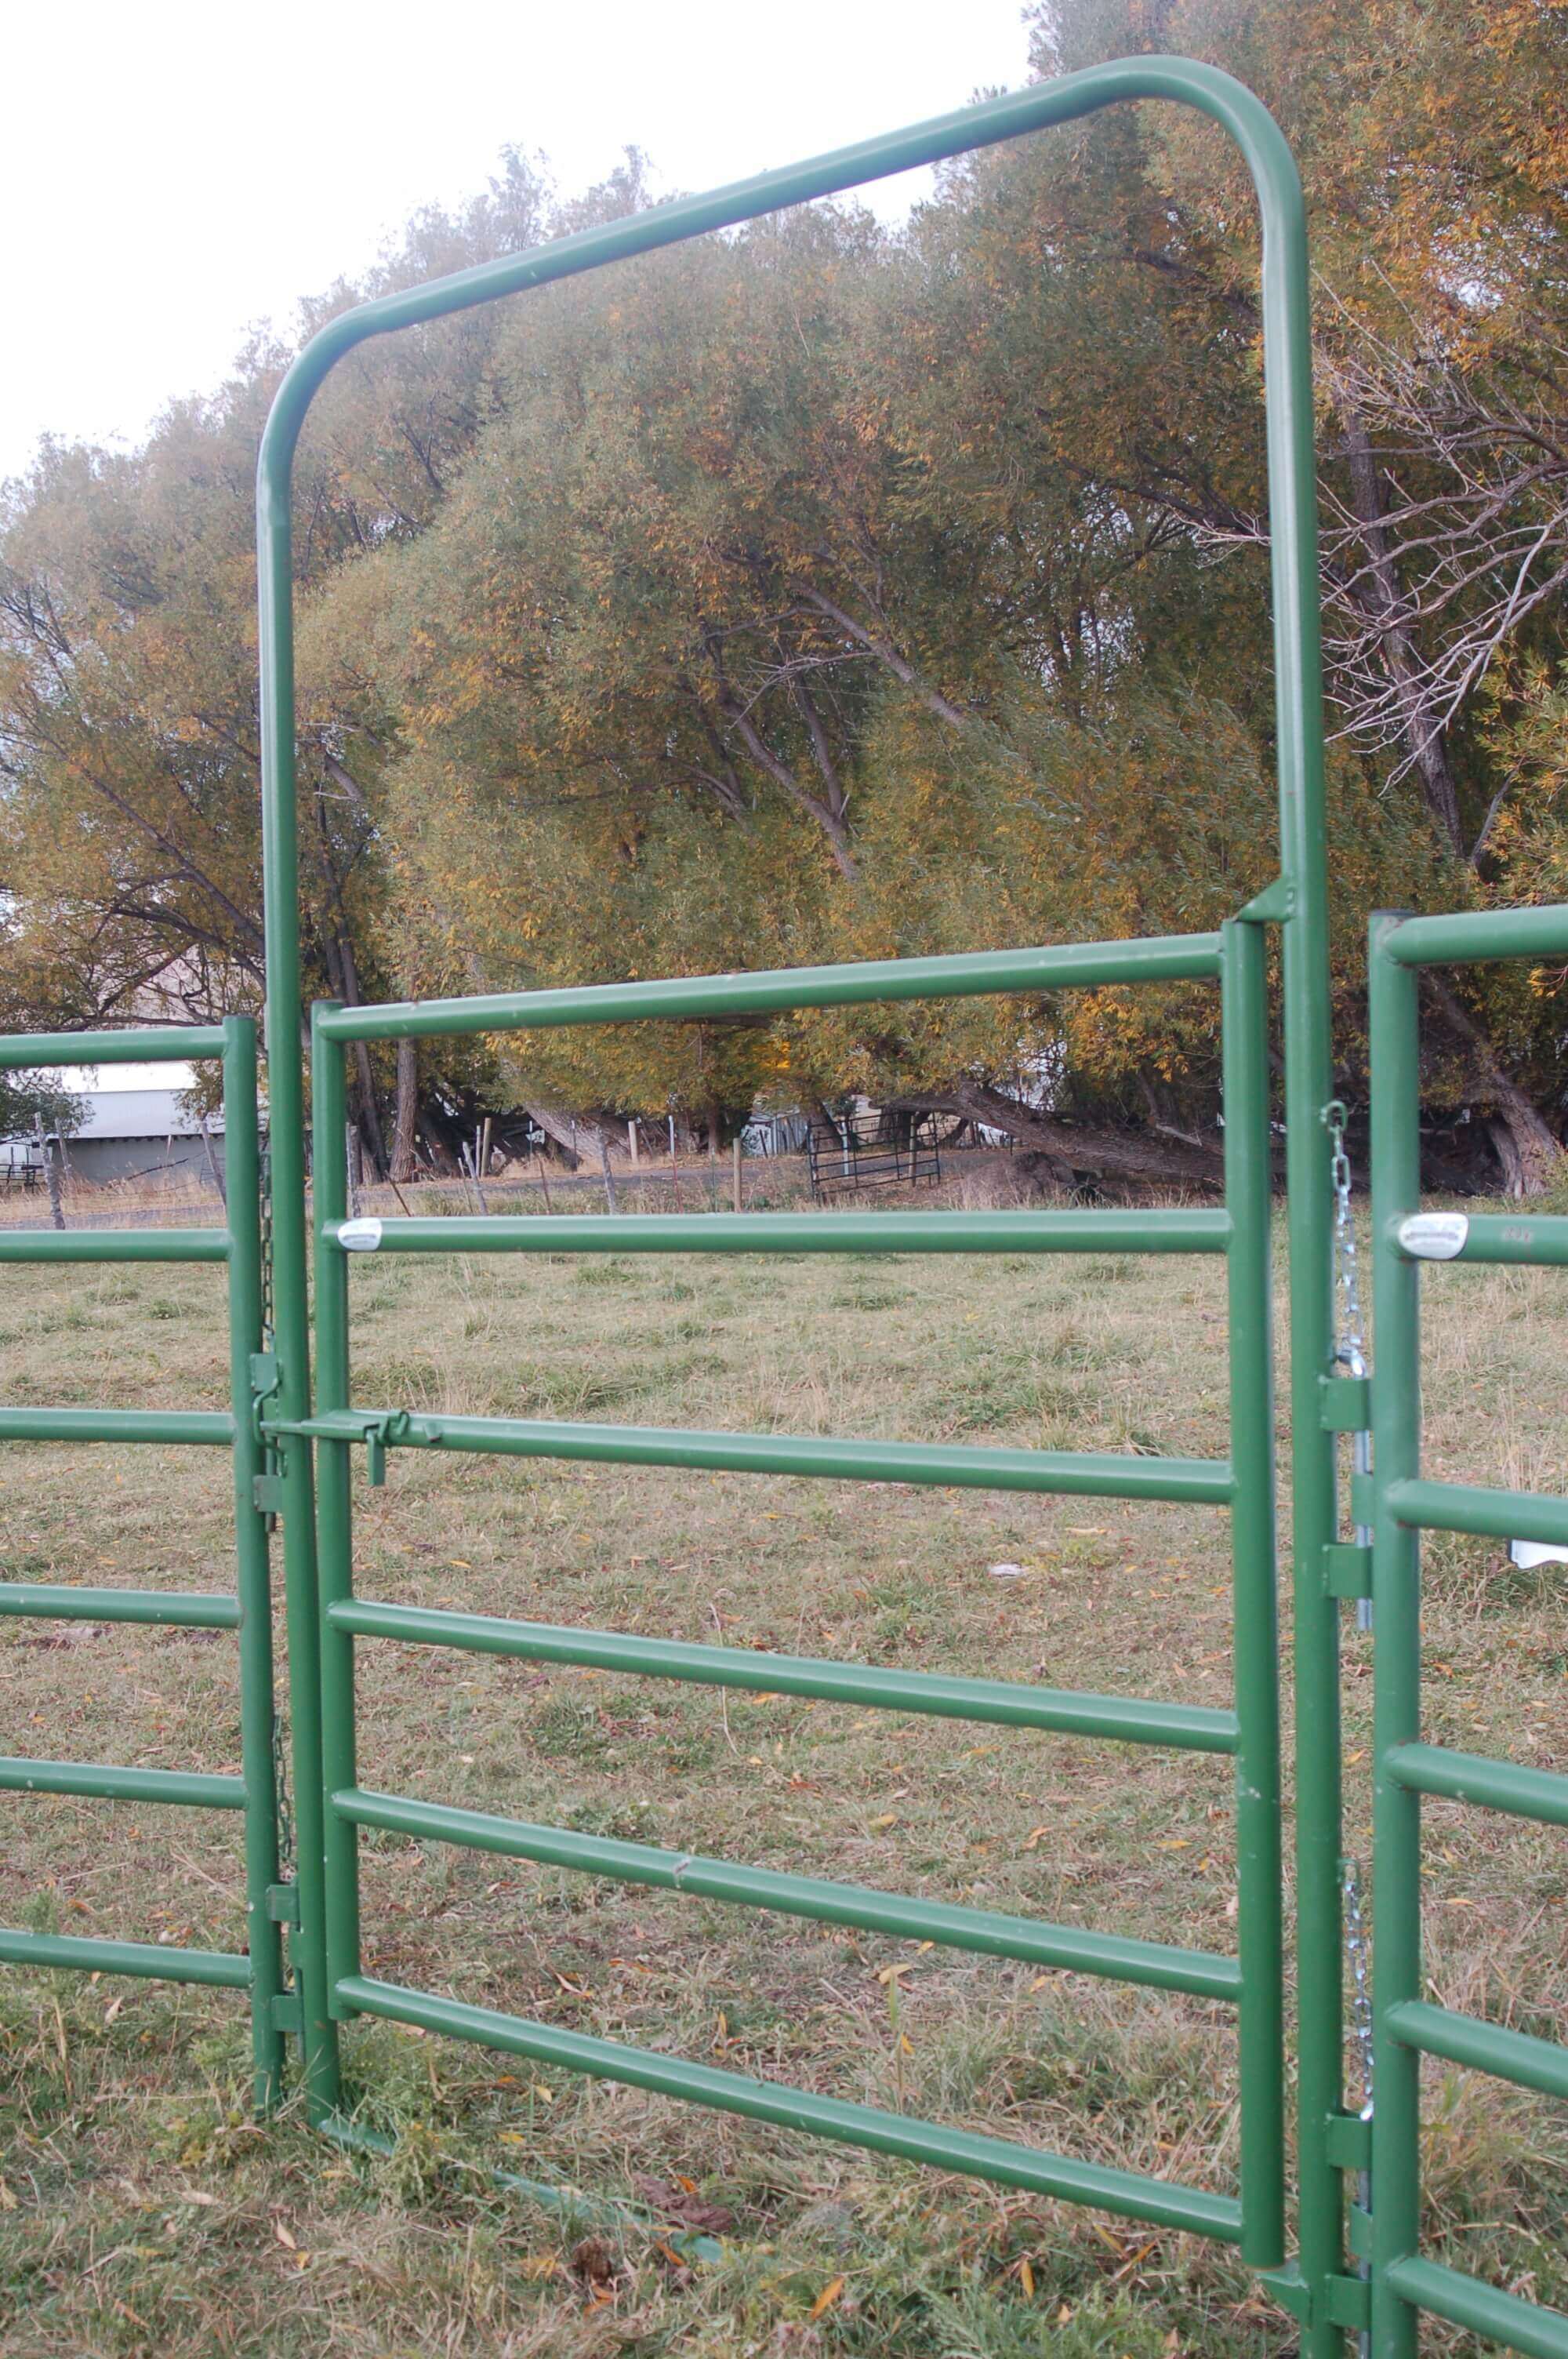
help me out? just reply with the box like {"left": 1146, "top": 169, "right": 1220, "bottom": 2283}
{"left": 252, "top": 1473, "right": 287, "bottom": 1516}
{"left": 1349, "top": 1470, "right": 1376, "bottom": 1528}
{"left": 1323, "top": 1542, "right": 1373, "bottom": 1601}
{"left": 1326, "top": 2109, "right": 1372, "bottom": 2171}
{"left": 1238, "top": 874, "right": 1294, "bottom": 923}
{"left": 1347, "top": 2204, "right": 1374, "bottom": 2263}
{"left": 1319, "top": 1372, "right": 1371, "bottom": 1430}
{"left": 269, "top": 1988, "right": 305, "bottom": 2038}
{"left": 1325, "top": 2273, "right": 1371, "bottom": 2332}
{"left": 266, "top": 1881, "right": 300, "bottom": 1927}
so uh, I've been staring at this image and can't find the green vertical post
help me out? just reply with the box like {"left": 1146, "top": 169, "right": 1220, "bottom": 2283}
{"left": 310, "top": 1009, "right": 362, "bottom": 2005}
{"left": 1368, "top": 917, "right": 1422, "bottom": 2359}
{"left": 222, "top": 1017, "right": 288, "bottom": 2110}
{"left": 1222, "top": 922, "right": 1285, "bottom": 2268}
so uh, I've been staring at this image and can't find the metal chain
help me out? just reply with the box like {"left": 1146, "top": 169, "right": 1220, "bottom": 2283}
{"left": 1327, "top": 1101, "right": 1367, "bottom": 1382}
{"left": 1327, "top": 1102, "right": 1374, "bottom": 1634}
{"left": 1343, "top": 1855, "right": 1374, "bottom": 2111}
{"left": 259, "top": 1137, "right": 275, "bottom": 1350}
{"left": 272, "top": 1707, "right": 293, "bottom": 1877}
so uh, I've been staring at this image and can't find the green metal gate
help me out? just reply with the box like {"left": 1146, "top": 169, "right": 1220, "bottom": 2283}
{"left": 9, "top": 52, "right": 1485, "bottom": 2359}
{"left": 0, "top": 1020, "right": 289, "bottom": 2108}
{"left": 278, "top": 916, "right": 1283, "bottom": 2258}
{"left": 249, "top": 51, "right": 1353, "bottom": 2353}
{"left": 1367, "top": 908, "right": 1568, "bottom": 2359}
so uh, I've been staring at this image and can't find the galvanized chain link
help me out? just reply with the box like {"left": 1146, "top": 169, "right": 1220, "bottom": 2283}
{"left": 272, "top": 1707, "right": 293, "bottom": 1877}
{"left": 1343, "top": 1854, "right": 1374, "bottom": 2111}
{"left": 259, "top": 1136, "right": 275, "bottom": 1350}
{"left": 1327, "top": 1102, "right": 1374, "bottom": 1634}
{"left": 1327, "top": 1101, "right": 1367, "bottom": 1383}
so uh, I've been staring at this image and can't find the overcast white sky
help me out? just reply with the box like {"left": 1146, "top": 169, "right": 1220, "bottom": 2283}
{"left": 3, "top": 0, "right": 1036, "bottom": 482}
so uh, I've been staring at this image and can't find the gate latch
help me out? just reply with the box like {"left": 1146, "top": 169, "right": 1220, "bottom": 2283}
{"left": 363, "top": 1409, "right": 412, "bottom": 1487}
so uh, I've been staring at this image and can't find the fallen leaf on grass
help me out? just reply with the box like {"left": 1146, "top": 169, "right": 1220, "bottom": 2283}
{"left": 810, "top": 2275, "right": 846, "bottom": 2320}
{"left": 634, "top": 2174, "right": 735, "bottom": 2235}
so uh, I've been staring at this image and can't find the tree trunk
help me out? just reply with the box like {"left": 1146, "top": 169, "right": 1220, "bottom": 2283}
{"left": 1425, "top": 976, "right": 1563, "bottom": 1196}
{"left": 390, "top": 1039, "right": 419, "bottom": 1183}
{"left": 888, "top": 1083, "right": 1227, "bottom": 1191}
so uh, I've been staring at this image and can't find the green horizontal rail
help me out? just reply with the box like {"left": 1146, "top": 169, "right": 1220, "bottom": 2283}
{"left": 329, "top": 1598, "right": 1238, "bottom": 1752}
{"left": 0, "top": 1926, "right": 252, "bottom": 1989}
{"left": 288, "top": 1408, "right": 1234, "bottom": 1506}
{"left": 339, "top": 1972, "right": 1243, "bottom": 2241}
{"left": 325, "top": 1208, "right": 1232, "bottom": 1258}
{"left": 1386, "top": 903, "right": 1568, "bottom": 971}
{"left": 318, "top": 934, "right": 1224, "bottom": 1045}
{"left": 0, "top": 1408, "right": 234, "bottom": 1447}
{"left": 1385, "top": 1742, "right": 1568, "bottom": 1828}
{"left": 0, "top": 1757, "right": 245, "bottom": 1809}
{"left": 0, "top": 1027, "right": 230, "bottom": 1070}
{"left": 1386, "top": 2001, "right": 1568, "bottom": 2102}
{"left": 0, "top": 1229, "right": 229, "bottom": 1265}
{"left": 0, "top": 1583, "right": 240, "bottom": 1630}
{"left": 1386, "top": 1477, "right": 1568, "bottom": 1548}
{"left": 1410, "top": 1212, "right": 1568, "bottom": 1267}
{"left": 1385, "top": 2257, "right": 1568, "bottom": 2359}
{"left": 337, "top": 1786, "right": 1241, "bottom": 2000}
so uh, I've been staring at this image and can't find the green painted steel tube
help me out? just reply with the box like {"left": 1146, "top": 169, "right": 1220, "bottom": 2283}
{"left": 0, "top": 1027, "right": 229, "bottom": 1070}
{"left": 0, "top": 1229, "right": 229, "bottom": 1265}
{"left": 1400, "top": 1212, "right": 1568, "bottom": 1267}
{"left": 336, "top": 1785, "right": 1243, "bottom": 2000}
{"left": 256, "top": 59, "right": 1334, "bottom": 2306}
{"left": 1221, "top": 923, "right": 1284, "bottom": 2268}
{"left": 338, "top": 1972, "right": 1244, "bottom": 2241}
{"left": 1383, "top": 2259, "right": 1568, "bottom": 2359}
{"left": 1368, "top": 915, "right": 1423, "bottom": 2359}
{"left": 328, "top": 1598, "right": 1239, "bottom": 1752}
{"left": 0, "top": 1927, "right": 252, "bottom": 1989}
{"left": 326, "top": 1209, "right": 1232, "bottom": 1257}
{"left": 310, "top": 1012, "right": 363, "bottom": 2016}
{"left": 0, "top": 1583, "right": 240, "bottom": 1629}
{"left": 1385, "top": 1742, "right": 1568, "bottom": 1829}
{"left": 286, "top": 1408, "right": 1235, "bottom": 1505}
{"left": 0, "top": 1408, "right": 234, "bottom": 1446}
{"left": 1385, "top": 903, "right": 1568, "bottom": 970}
{"left": 1386, "top": 2001, "right": 1568, "bottom": 2103}
{"left": 1387, "top": 1477, "right": 1568, "bottom": 1548}
{"left": 0, "top": 1757, "right": 245, "bottom": 1809}
{"left": 222, "top": 1019, "right": 287, "bottom": 2109}
{"left": 317, "top": 936, "right": 1223, "bottom": 1045}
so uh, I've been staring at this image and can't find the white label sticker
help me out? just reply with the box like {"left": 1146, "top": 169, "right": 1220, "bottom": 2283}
{"left": 338, "top": 1216, "right": 383, "bottom": 1252}
{"left": 1397, "top": 1212, "right": 1468, "bottom": 1261}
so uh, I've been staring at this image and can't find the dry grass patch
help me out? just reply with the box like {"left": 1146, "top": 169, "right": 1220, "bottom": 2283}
{"left": 0, "top": 1209, "right": 1562, "bottom": 2354}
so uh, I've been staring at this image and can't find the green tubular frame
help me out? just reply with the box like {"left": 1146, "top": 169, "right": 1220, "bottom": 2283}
{"left": 1368, "top": 905, "right": 1568, "bottom": 2359}
{"left": 252, "top": 53, "right": 1345, "bottom": 2331}
{"left": 0, "top": 1021, "right": 289, "bottom": 2108}
{"left": 296, "top": 914, "right": 1285, "bottom": 2258}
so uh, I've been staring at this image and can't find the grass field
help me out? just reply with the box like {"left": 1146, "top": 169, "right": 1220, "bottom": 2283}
{"left": 0, "top": 1185, "right": 1563, "bottom": 2356}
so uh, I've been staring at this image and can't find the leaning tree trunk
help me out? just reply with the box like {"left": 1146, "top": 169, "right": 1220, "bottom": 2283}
{"left": 390, "top": 1039, "right": 419, "bottom": 1183}
{"left": 1426, "top": 976, "right": 1563, "bottom": 1198}
{"left": 888, "top": 1083, "right": 1226, "bottom": 1192}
